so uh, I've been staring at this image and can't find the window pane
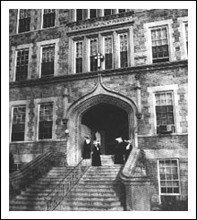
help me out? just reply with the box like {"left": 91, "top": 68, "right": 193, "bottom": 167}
{"left": 158, "top": 160, "right": 180, "bottom": 195}
{"left": 43, "top": 9, "right": 55, "bottom": 28}
{"left": 12, "top": 106, "right": 26, "bottom": 141}
{"left": 77, "top": 9, "right": 83, "bottom": 21}
{"left": 104, "top": 9, "right": 112, "bottom": 16}
{"left": 41, "top": 46, "right": 55, "bottom": 76}
{"left": 90, "top": 39, "right": 98, "bottom": 71}
{"left": 18, "top": 9, "right": 31, "bottom": 33}
{"left": 39, "top": 103, "right": 53, "bottom": 139}
{"left": 151, "top": 27, "right": 169, "bottom": 63}
{"left": 16, "top": 49, "right": 29, "bottom": 81}
{"left": 90, "top": 9, "right": 97, "bottom": 18}
{"left": 119, "top": 33, "right": 128, "bottom": 68}
{"left": 105, "top": 36, "right": 113, "bottom": 69}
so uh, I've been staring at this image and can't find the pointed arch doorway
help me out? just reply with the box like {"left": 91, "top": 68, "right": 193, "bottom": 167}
{"left": 65, "top": 92, "right": 138, "bottom": 165}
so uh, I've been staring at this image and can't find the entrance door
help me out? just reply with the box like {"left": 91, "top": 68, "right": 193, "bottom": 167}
{"left": 81, "top": 103, "right": 129, "bottom": 155}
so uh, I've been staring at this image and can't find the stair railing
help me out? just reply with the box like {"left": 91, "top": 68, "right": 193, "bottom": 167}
{"left": 44, "top": 159, "right": 89, "bottom": 211}
{"left": 9, "top": 151, "right": 66, "bottom": 198}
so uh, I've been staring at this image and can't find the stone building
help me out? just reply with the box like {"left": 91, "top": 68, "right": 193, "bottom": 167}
{"left": 9, "top": 9, "right": 188, "bottom": 210}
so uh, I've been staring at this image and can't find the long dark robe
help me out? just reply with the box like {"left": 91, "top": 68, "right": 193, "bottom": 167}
{"left": 92, "top": 145, "right": 101, "bottom": 166}
{"left": 82, "top": 140, "right": 91, "bottom": 159}
{"left": 114, "top": 141, "right": 126, "bottom": 164}
{"left": 125, "top": 143, "right": 133, "bottom": 162}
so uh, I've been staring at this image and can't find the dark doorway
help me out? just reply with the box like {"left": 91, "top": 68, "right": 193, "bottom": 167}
{"left": 81, "top": 103, "right": 129, "bottom": 155}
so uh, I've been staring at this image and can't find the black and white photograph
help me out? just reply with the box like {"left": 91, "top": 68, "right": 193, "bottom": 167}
{"left": 1, "top": 1, "right": 196, "bottom": 219}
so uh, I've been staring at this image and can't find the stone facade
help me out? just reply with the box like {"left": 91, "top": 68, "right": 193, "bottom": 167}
{"left": 9, "top": 9, "right": 188, "bottom": 209}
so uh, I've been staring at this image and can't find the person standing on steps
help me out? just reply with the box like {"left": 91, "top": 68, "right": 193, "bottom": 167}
{"left": 124, "top": 139, "right": 133, "bottom": 162}
{"left": 91, "top": 140, "right": 101, "bottom": 166}
{"left": 82, "top": 136, "right": 91, "bottom": 159}
{"left": 114, "top": 136, "right": 126, "bottom": 164}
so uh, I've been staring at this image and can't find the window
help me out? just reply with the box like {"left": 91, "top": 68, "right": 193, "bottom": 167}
{"left": 11, "top": 106, "right": 26, "bottom": 141}
{"left": 104, "top": 9, "right": 113, "bottom": 16}
{"left": 43, "top": 9, "right": 55, "bottom": 28}
{"left": 18, "top": 9, "right": 31, "bottom": 33}
{"left": 90, "top": 38, "right": 98, "bottom": 71}
{"left": 185, "top": 23, "right": 188, "bottom": 54}
{"left": 41, "top": 45, "right": 55, "bottom": 77}
{"left": 155, "top": 91, "right": 175, "bottom": 134}
{"left": 76, "top": 9, "right": 83, "bottom": 21}
{"left": 75, "top": 41, "right": 83, "bottom": 73}
{"left": 104, "top": 36, "right": 113, "bottom": 69}
{"left": 90, "top": 9, "right": 97, "bottom": 19}
{"left": 158, "top": 159, "right": 180, "bottom": 195}
{"left": 15, "top": 49, "right": 29, "bottom": 81}
{"left": 151, "top": 27, "right": 169, "bottom": 63}
{"left": 118, "top": 9, "right": 126, "bottom": 13}
{"left": 119, "top": 33, "right": 128, "bottom": 68}
{"left": 38, "top": 103, "right": 53, "bottom": 139}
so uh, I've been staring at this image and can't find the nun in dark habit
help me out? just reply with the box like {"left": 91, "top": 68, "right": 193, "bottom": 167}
{"left": 82, "top": 136, "right": 91, "bottom": 159}
{"left": 92, "top": 140, "right": 101, "bottom": 166}
{"left": 114, "top": 137, "right": 126, "bottom": 164}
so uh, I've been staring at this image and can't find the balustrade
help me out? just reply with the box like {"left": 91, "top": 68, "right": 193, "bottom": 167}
{"left": 45, "top": 159, "right": 89, "bottom": 211}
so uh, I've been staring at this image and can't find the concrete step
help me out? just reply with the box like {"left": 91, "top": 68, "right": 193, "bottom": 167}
{"left": 55, "top": 204, "right": 124, "bottom": 211}
{"left": 21, "top": 191, "right": 51, "bottom": 197}
{"left": 10, "top": 205, "right": 44, "bottom": 211}
{"left": 76, "top": 185, "right": 115, "bottom": 190}
{"left": 25, "top": 188, "right": 53, "bottom": 193}
{"left": 67, "top": 191, "right": 117, "bottom": 197}
{"left": 79, "top": 180, "right": 117, "bottom": 184}
{"left": 10, "top": 200, "right": 45, "bottom": 206}
{"left": 65, "top": 195, "right": 120, "bottom": 201}
{"left": 60, "top": 200, "right": 121, "bottom": 207}
{"left": 16, "top": 195, "right": 45, "bottom": 201}
{"left": 70, "top": 188, "right": 116, "bottom": 193}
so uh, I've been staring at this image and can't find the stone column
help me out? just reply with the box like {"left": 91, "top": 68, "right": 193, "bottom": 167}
{"left": 125, "top": 179, "right": 151, "bottom": 211}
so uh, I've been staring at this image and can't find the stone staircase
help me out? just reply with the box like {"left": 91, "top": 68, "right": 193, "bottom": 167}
{"left": 10, "top": 155, "right": 125, "bottom": 211}
{"left": 9, "top": 166, "right": 74, "bottom": 211}
{"left": 55, "top": 156, "right": 125, "bottom": 211}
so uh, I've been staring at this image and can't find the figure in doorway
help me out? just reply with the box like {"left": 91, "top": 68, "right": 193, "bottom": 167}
{"left": 124, "top": 139, "right": 133, "bottom": 162}
{"left": 114, "top": 137, "right": 126, "bottom": 164}
{"left": 82, "top": 136, "right": 91, "bottom": 159}
{"left": 92, "top": 140, "right": 101, "bottom": 166}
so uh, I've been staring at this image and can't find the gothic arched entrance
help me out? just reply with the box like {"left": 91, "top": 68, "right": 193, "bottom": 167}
{"left": 64, "top": 77, "right": 139, "bottom": 165}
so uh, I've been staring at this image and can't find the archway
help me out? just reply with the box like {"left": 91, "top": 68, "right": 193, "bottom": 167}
{"left": 81, "top": 103, "right": 129, "bottom": 155}
{"left": 64, "top": 76, "right": 139, "bottom": 165}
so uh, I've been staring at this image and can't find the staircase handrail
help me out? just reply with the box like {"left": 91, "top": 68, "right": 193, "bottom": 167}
{"left": 9, "top": 151, "right": 66, "bottom": 196}
{"left": 44, "top": 159, "right": 89, "bottom": 211}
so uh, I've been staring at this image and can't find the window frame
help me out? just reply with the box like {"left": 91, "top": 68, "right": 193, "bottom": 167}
{"left": 42, "top": 9, "right": 56, "bottom": 29}
{"left": 38, "top": 102, "right": 54, "bottom": 140}
{"left": 88, "top": 9, "right": 98, "bottom": 19}
{"left": 40, "top": 44, "right": 55, "bottom": 77}
{"left": 15, "top": 48, "right": 29, "bottom": 82}
{"left": 74, "top": 40, "right": 84, "bottom": 74}
{"left": 103, "top": 35, "right": 113, "bottom": 70}
{"left": 157, "top": 159, "right": 181, "bottom": 203}
{"left": 10, "top": 101, "right": 30, "bottom": 143}
{"left": 150, "top": 26, "right": 170, "bottom": 64}
{"left": 104, "top": 9, "right": 113, "bottom": 16}
{"left": 36, "top": 39, "right": 59, "bottom": 78}
{"left": 154, "top": 90, "right": 175, "bottom": 134}
{"left": 144, "top": 19, "right": 174, "bottom": 64}
{"left": 118, "top": 32, "right": 129, "bottom": 68}
{"left": 11, "top": 105, "right": 26, "bottom": 142}
{"left": 17, "top": 9, "right": 31, "bottom": 34}
{"left": 88, "top": 37, "right": 99, "bottom": 72}
{"left": 75, "top": 9, "right": 84, "bottom": 22}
